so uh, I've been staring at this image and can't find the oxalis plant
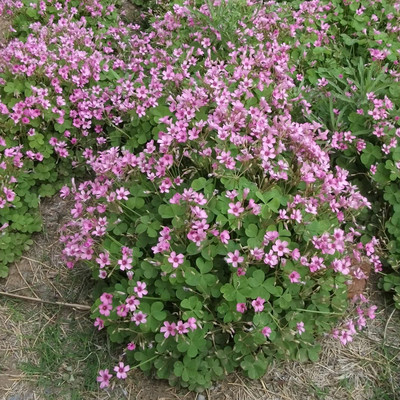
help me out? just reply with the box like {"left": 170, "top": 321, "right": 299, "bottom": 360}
{"left": 0, "top": 0, "right": 150, "bottom": 277}
{"left": 284, "top": 0, "right": 400, "bottom": 307}
{"left": 56, "top": 0, "right": 381, "bottom": 391}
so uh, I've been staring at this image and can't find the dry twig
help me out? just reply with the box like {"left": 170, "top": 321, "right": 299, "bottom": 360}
{"left": 0, "top": 291, "right": 91, "bottom": 311}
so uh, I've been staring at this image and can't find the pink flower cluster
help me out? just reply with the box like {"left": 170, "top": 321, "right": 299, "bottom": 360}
{"left": 236, "top": 296, "right": 266, "bottom": 313}
{"left": 160, "top": 317, "right": 197, "bottom": 338}
{"left": 332, "top": 295, "right": 378, "bottom": 345}
{"left": 0, "top": 137, "right": 29, "bottom": 209}
{"left": 97, "top": 361, "right": 131, "bottom": 388}
{"left": 0, "top": 0, "right": 397, "bottom": 391}
{"left": 97, "top": 289, "right": 145, "bottom": 327}
{"left": 47, "top": 2, "right": 383, "bottom": 355}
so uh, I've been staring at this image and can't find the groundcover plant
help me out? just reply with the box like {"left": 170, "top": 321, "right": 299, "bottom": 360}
{"left": 0, "top": 0, "right": 125, "bottom": 277}
{"left": 290, "top": 0, "right": 400, "bottom": 307}
{"left": 0, "top": 0, "right": 395, "bottom": 392}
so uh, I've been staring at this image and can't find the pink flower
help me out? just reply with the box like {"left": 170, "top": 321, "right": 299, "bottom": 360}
{"left": 187, "top": 229, "right": 207, "bottom": 246}
{"left": 225, "top": 190, "right": 238, "bottom": 200}
{"left": 263, "top": 251, "right": 278, "bottom": 267}
{"left": 262, "top": 326, "right": 272, "bottom": 338}
{"left": 272, "top": 239, "right": 290, "bottom": 257}
{"left": 339, "top": 330, "right": 353, "bottom": 345}
{"left": 317, "top": 77, "right": 329, "bottom": 87}
{"left": 263, "top": 231, "right": 279, "bottom": 244}
{"left": 236, "top": 303, "right": 247, "bottom": 313}
{"left": 116, "top": 187, "right": 130, "bottom": 201}
{"left": 127, "top": 342, "right": 136, "bottom": 351}
{"left": 367, "top": 305, "right": 377, "bottom": 319}
{"left": 250, "top": 247, "right": 264, "bottom": 260}
{"left": 346, "top": 320, "right": 356, "bottom": 335}
{"left": 187, "top": 317, "right": 197, "bottom": 331}
{"left": 226, "top": 250, "right": 244, "bottom": 268}
{"left": 296, "top": 321, "right": 305, "bottom": 335}
{"left": 134, "top": 281, "right": 148, "bottom": 298}
{"left": 118, "top": 256, "right": 133, "bottom": 271}
{"left": 60, "top": 186, "right": 70, "bottom": 199}
{"left": 160, "top": 321, "right": 177, "bottom": 338}
{"left": 176, "top": 320, "right": 189, "bottom": 334}
{"left": 168, "top": 252, "right": 184, "bottom": 268}
{"left": 251, "top": 297, "right": 265, "bottom": 312}
{"left": 100, "top": 293, "right": 113, "bottom": 304}
{"left": 288, "top": 271, "right": 301, "bottom": 283}
{"left": 228, "top": 201, "right": 244, "bottom": 217}
{"left": 97, "top": 369, "right": 112, "bottom": 388}
{"left": 99, "top": 302, "right": 112, "bottom": 317}
{"left": 248, "top": 199, "right": 261, "bottom": 215}
{"left": 3, "top": 188, "right": 15, "bottom": 202}
{"left": 357, "top": 315, "right": 367, "bottom": 330}
{"left": 131, "top": 311, "right": 147, "bottom": 325}
{"left": 116, "top": 304, "right": 128, "bottom": 317}
{"left": 220, "top": 230, "right": 230, "bottom": 244}
{"left": 96, "top": 252, "right": 111, "bottom": 268}
{"left": 99, "top": 270, "right": 107, "bottom": 279}
{"left": 94, "top": 317, "right": 104, "bottom": 331}
{"left": 125, "top": 296, "right": 140, "bottom": 312}
{"left": 113, "top": 362, "right": 130, "bottom": 379}
{"left": 309, "top": 256, "right": 325, "bottom": 273}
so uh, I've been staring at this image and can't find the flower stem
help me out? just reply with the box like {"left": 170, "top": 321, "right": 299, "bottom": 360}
{"left": 133, "top": 354, "right": 158, "bottom": 370}
{"left": 295, "top": 308, "right": 343, "bottom": 315}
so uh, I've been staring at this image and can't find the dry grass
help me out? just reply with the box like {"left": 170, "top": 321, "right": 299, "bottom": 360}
{"left": 0, "top": 196, "right": 399, "bottom": 400}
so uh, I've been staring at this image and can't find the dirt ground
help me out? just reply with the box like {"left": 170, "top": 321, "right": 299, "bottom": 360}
{"left": 0, "top": 196, "right": 399, "bottom": 400}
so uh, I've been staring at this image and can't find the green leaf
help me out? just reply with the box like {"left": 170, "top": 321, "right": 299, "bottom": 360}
{"left": 196, "top": 258, "right": 213, "bottom": 274}
{"left": 185, "top": 267, "right": 201, "bottom": 286}
{"left": 174, "top": 361, "right": 184, "bottom": 377}
{"left": 389, "top": 85, "right": 400, "bottom": 98}
{"left": 187, "top": 242, "right": 200, "bottom": 255}
{"left": 306, "top": 69, "right": 318, "bottom": 85}
{"left": 177, "top": 340, "right": 190, "bottom": 353}
{"left": 113, "top": 223, "right": 128, "bottom": 235}
{"left": 181, "top": 296, "right": 203, "bottom": 312}
{"left": 26, "top": 7, "right": 38, "bottom": 18}
{"left": 267, "top": 197, "right": 280, "bottom": 213}
{"left": 372, "top": 164, "right": 390, "bottom": 184}
{"left": 136, "top": 223, "right": 147, "bottom": 234}
{"left": 159, "top": 204, "right": 184, "bottom": 218}
{"left": 340, "top": 33, "right": 357, "bottom": 46}
{"left": 241, "top": 353, "right": 268, "bottom": 379}
{"left": 0, "top": 264, "right": 9, "bottom": 278}
{"left": 141, "top": 261, "right": 158, "bottom": 279}
{"left": 147, "top": 227, "right": 158, "bottom": 237}
{"left": 264, "top": 278, "right": 283, "bottom": 297}
{"left": 245, "top": 223, "right": 258, "bottom": 238}
{"left": 38, "top": 184, "right": 56, "bottom": 197}
{"left": 149, "top": 105, "right": 171, "bottom": 117}
{"left": 249, "top": 270, "right": 265, "bottom": 287}
{"left": 308, "top": 345, "right": 321, "bottom": 362}
{"left": 3, "top": 82, "right": 15, "bottom": 93}
{"left": 191, "top": 177, "right": 207, "bottom": 191}
{"left": 221, "top": 283, "right": 236, "bottom": 301}
{"left": 151, "top": 302, "right": 167, "bottom": 321}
